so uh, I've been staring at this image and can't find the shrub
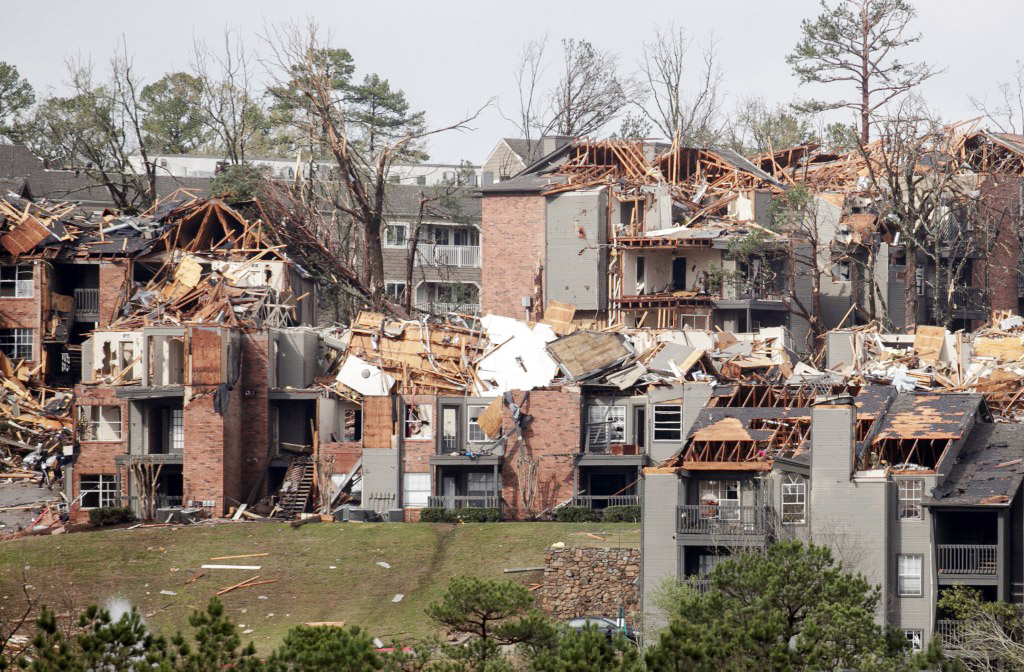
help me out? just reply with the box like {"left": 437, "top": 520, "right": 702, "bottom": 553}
{"left": 555, "top": 506, "right": 601, "bottom": 523}
{"left": 602, "top": 505, "right": 641, "bottom": 522}
{"left": 419, "top": 507, "right": 501, "bottom": 523}
{"left": 419, "top": 507, "right": 450, "bottom": 523}
{"left": 88, "top": 506, "right": 136, "bottom": 527}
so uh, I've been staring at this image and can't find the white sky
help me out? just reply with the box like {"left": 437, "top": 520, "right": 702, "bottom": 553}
{"left": 6, "top": 0, "right": 1023, "bottom": 163}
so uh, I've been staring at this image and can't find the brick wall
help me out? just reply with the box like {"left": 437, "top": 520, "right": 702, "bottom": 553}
{"left": 182, "top": 327, "right": 229, "bottom": 513}
{"left": 238, "top": 332, "right": 269, "bottom": 500}
{"left": 401, "top": 394, "right": 437, "bottom": 477}
{"left": 481, "top": 193, "right": 546, "bottom": 320}
{"left": 500, "top": 388, "right": 580, "bottom": 520}
{"left": 71, "top": 385, "right": 128, "bottom": 519}
{"left": 974, "top": 177, "right": 1023, "bottom": 317}
{"left": 98, "top": 261, "right": 129, "bottom": 327}
{"left": 541, "top": 547, "right": 640, "bottom": 619}
{"left": 0, "top": 258, "right": 45, "bottom": 363}
{"left": 320, "top": 441, "right": 361, "bottom": 474}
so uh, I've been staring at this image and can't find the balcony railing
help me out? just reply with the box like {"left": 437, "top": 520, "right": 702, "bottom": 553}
{"left": 681, "top": 577, "right": 712, "bottom": 594}
{"left": 937, "top": 544, "right": 998, "bottom": 575}
{"left": 677, "top": 504, "right": 772, "bottom": 536}
{"left": 417, "top": 244, "right": 481, "bottom": 268}
{"left": 419, "top": 302, "right": 480, "bottom": 316}
{"left": 931, "top": 286, "right": 987, "bottom": 314}
{"left": 428, "top": 495, "right": 501, "bottom": 510}
{"left": 571, "top": 495, "right": 640, "bottom": 509}
{"left": 74, "top": 287, "right": 99, "bottom": 321}
{"left": 935, "top": 619, "right": 963, "bottom": 651}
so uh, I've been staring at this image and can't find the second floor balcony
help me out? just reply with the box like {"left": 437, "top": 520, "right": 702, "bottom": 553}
{"left": 677, "top": 504, "right": 772, "bottom": 538}
{"left": 937, "top": 543, "right": 998, "bottom": 577}
{"left": 74, "top": 287, "right": 99, "bottom": 322}
{"left": 417, "top": 243, "right": 481, "bottom": 268}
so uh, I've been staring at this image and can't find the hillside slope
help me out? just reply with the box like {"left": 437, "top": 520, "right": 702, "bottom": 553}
{"left": 0, "top": 522, "right": 639, "bottom": 652}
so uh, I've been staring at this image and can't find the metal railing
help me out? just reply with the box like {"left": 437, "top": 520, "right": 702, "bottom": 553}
{"left": 74, "top": 288, "right": 99, "bottom": 321}
{"left": 427, "top": 495, "right": 501, "bottom": 510}
{"left": 937, "top": 544, "right": 998, "bottom": 575}
{"left": 677, "top": 504, "right": 771, "bottom": 535}
{"left": 681, "top": 577, "right": 712, "bottom": 594}
{"left": 724, "top": 279, "right": 785, "bottom": 302}
{"left": 935, "top": 619, "right": 963, "bottom": 650}
{"left": 571, "top": 495, "right": 640, "bottom": 509}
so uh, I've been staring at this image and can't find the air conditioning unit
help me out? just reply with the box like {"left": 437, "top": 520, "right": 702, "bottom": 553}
{"left": 387, "top": 509, "right": 404, "bottom": 523}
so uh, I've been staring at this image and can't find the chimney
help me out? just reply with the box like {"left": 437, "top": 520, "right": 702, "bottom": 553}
{"left": 540, "top": 135, "right": 572, "bottom": 158}
{"left": 811, "top": 397, "right": 857, "bottom": 480}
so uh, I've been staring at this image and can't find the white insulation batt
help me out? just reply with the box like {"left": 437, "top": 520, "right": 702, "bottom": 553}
{"left": 474, "top": 315, "right": 559, "bottom": 395}
{"left": 336, "top": 354, "right": 396, "bottom": 396}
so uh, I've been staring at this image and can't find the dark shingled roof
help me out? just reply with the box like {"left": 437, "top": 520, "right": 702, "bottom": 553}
{"left": 382, "top": 184, "right": 481, "bottom": 221}
{"left": 502, "top": 138, "right": 543, "bottom": 163}
{"left": 927, "top": 423, "right": 1024, "bottom": 507}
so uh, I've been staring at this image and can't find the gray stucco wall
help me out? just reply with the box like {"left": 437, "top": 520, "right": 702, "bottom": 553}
{"left": 545, "top": 191, "right": 608, "bottom": 310}
{"left": 362, "top": 448, "right": 400, "bottom": 514}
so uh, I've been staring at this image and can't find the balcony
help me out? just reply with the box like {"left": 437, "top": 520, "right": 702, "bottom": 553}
{"left": 677, "top": 504, "right": 772, "bottom": 537}
{"left": 418, "top": 244, "right": 481, "bottom": 268}
{"left": 419, "top": 302, "right": 480, "bottom": 316}
{"left": 74, "top": 287, "right": 99, "bottom": 322}
{"left": 937, "top": 544, "right": 998, "bottom": 576}
{"left": 930, "top": 286, "right": 987, "bottom": 317}
{"left": 571, "top": 494, "right": 640, "bottom": 509}
{"left": 935, "top": 619, "right": 963, "bottom": 651}
{"left": 427, "top": 495, "right": 501, "bottom": 510}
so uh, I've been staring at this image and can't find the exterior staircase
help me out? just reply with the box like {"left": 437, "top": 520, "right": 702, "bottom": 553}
{"left": 277, "top": 457, "right": 313, "bottom": 518}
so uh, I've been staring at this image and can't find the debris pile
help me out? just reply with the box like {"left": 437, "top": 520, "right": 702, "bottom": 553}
{"left": 0, "top": 351, "right": 72, "bottom": 479}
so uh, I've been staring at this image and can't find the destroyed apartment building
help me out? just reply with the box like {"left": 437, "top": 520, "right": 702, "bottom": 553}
{"left": 639, "top": 317, "right": 1024, "bottom": 653}
{"left": 479, "top": 129, "right": 1024, "bottom": 348}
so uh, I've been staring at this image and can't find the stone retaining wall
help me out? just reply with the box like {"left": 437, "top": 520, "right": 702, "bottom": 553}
{"left": 541, "top": 547, "right": 640, "bottom": 619}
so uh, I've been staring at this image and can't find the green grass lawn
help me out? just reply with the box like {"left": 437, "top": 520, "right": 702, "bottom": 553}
{"left": 0, "top": 521, "right": 639, "bottom": 652}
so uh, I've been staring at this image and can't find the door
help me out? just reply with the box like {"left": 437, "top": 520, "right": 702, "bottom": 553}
{"left": 672, "top": 258, "right": 687, "bottom": 291}
{"left": 633, "top": 407, "right": 646, "bottom": 451}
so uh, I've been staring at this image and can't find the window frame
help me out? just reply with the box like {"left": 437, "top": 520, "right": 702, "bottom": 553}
{"left": 79, "top": 474, "right": 119, "bottom": 509}
{"left": 385, "top": 282, "right": 406, "bottom": 301}
{"left": 903, "top": 629, "right": 923, "bottom": 652}
{"left": 78, "top": 405, "right": 123, "bottom": 442}
{"left": 403, "top": 472, "right": 431, "bottom": 508}
{"left": 384, "top": 223, "right": 408, "bottom": 248}
{"left": 898, "top": 479, "right": 924, "bottom": 520}
{"left": 467, "top": 404, "right": 487, "bottom": 443}
{"left": 0, "top": 265, "right": 33, "bottom": 298}
{"left": 781, "top": 473, "right": 807, "bottom": 525}
{"left": 404, "top": 403, "right": 433, "bottom": 440}
{"left": 897, "top": 554, "right": 923, "bottom": 597}
{"left": 0, "top": 328, "right": 33, "bottom": 360}
{"left": 652, "top": 404, "right": 682, "bottom": 442}
{"left": 587, "top": 404, "right": 627, "bottom": 446}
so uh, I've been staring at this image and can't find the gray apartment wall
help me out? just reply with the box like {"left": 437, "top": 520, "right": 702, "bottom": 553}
{"left": 272, "top": 330, "right": 318, "bottom": 389}
{"left": 641, "top": 472, "right": 680, "bottom": 638}
{"left": 890, "top": 475, "right": 938, "bottom": 639}
{"left": 681, "top": 383, "right": 713, "bottom": 439}
{"left": 381, "top": 247, "right": 482, "bottom": 286}
{"left": 545, "top": 191, "right": 607, "bottom": 311}
{"left": 825, "top": 331, "right": 856, "bottom": 370}
{"left": 810, "top": 404, "right": 891, "bottom": 625}
{"left": 362, "top": 448, "right": 400, "bottom": 514}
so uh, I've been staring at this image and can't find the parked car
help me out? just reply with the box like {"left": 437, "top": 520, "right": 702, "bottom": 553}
{"left": 565, "top": 617, "right": 637, "bottom": 642}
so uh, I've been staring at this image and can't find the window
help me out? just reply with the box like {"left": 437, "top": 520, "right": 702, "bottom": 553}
{"left": 697, "top": 553, "right": 723, "bottom": 577}
{"left": 385, "top": 282, "right": 406, "bottom": 301}
{"left": 898, "top": 555, "right": 922, "bottom": 596}
{"left": 698, "top": 480, "right": 740, "bottom": 520}
{"left": 384, "top": 223, "right": 407, "bottom": 247}
{"left": 898, "top": 479, "right": 923, "bottom": 520}
{"left": 467, "top": 405, "right": 487, "bottom": 442}
{"left": 80, "top": 474, "right": 118, "bottom": 509}
{"left": 404, "top": 404, "right": 433, "bottom": 440}
{"left": 653, "top": 404, "right": 682, "bottom": 441}
{"left": 441, "top": 405, "right": 460, "bottom": 451}
{"left": 467, "top": 471, "right": 496, "bottom": 506}
{"left": 587, "top": 405, "right": 626, "bottom": 449}
{"left": 415, "top": 175, "right": 426, "bottom": 186}
{"left": 0, "top": 328, "right": 32, "bottom": 360}
{"left": 904, "top": 630, "right": 923, "bottom": 652}
{"left": 79, "top": 406, "right": 122, "bottom": 441}
{"left": 404, "top": 472, "right": 430, "bottom": 508}
{"left": 0, "top": 265, "right": 33, "bottom": 298}
{"left": 781, "top": 474, "right": 807, "bottom": 524}
{"left": 171, "top": 408, "right": 184, "bottom": 452}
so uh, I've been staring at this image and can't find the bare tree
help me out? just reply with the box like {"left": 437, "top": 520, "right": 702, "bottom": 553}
{"left": 787, "top": 0, "right": 938, "bottom": 144}
{"left": 261, "top": 20, "right": 487, "bottom": 310}
{"left": 970, "top": 60, "right": 1024, "bottom": 134}
{"left": 638, "top": 25, "right": 726, "bottom": 145}
{"left": 191, "top": 27, "right": 266, "bottom": 165}
{"left": 729, "top": 96, "right": 814, "bottom": 155}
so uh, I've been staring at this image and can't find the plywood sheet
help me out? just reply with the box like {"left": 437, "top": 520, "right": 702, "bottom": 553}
{"left": 974, "top": 336, "right": 1024, "bottom": 362}
{"left": 913, "top": 325, "right": 946, "bottom": 363}
{"left": 476, "top": 396, "right": 504, "bottom": 438}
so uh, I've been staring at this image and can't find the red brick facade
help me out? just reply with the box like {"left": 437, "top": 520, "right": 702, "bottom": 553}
{"left": 0, "top": 259, "right": 45, "bottom": 364}
{"left": 481, "top": 193, "right": 546, "bottom": 320}
{"left": 71, "top": 385, "right": 129, "bottom": 521}
{"left": 98, "top": 261, "right": 129, "bottom": 328}
{"left": 974, "top": 176, "right": 1023, "bottom": 317}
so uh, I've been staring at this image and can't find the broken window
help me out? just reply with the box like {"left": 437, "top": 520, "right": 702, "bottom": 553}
{"left": 898, "top": 479, "right": 923, "bottom": 520}
{"left": 343, "top": 409, "right": 362, "bottom": 442}
{"left": 404, "top": 472, "right": 430, "bottom": 507}
{"left": 148, "top": 334, "right": 185, "bottom": 385}
{"left": 80, "top": 474, "right": 118, "bottom": 509}
{"left": 404, "top": 404, "right": 433, "bottom": 440}
{"left": 467, "top": 405, "right": 487, "bottom": 442}
{"left": 0, "top": 265, "right": 33, "bottom": 298}
{"left": 587, "top": 405, "right": 626, "bottom": 451}
{"left": 897, "top": 555, "right": 922, "bottom": 596}
{"left": 79, "top": 406, "right": 122, "bottom": 442}
{"left": 653, "top": 404, "right": 682, "bottom": 441}
{"left": 384, "top": 223, "right": 407, "bottom": 247}
{"left": 0, "top": 328, "right": 32, "bottom": 360}
{"left": 781, "top": 474, "right": 807, "bottom": 525}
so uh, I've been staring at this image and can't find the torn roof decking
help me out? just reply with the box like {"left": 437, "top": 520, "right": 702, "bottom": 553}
{"left": 927, "top": 423, "right": 1024, "bottom": 507}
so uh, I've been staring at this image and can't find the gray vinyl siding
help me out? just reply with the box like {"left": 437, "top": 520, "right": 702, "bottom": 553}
{"left": 362, "top": 448, "right": 400, "bottom": 513}
{"left": 81, "top": 337, "right": 93, "bottom": 383}
{"left": 545, "top": 191, "right": 608, "bottom": 311}
{"left": 641, "top": 473, "right": 680, "bottom": 636}
{"left": 888, "top": 264, "right": 907, "bottom": 330}
{"left": 381, "top": 247, "right": 482, "bottom": 286}
{"left": 825, "top": 331, "right": 856, "bottom": 370}
{"left": 890, "top": 475, "right": 937, "bottom": 638}
{"left": 128, "top": 401, "right": 144, "bottom": 455}
{"left": 272, "top": 330, "right": 318, "bottom": 389}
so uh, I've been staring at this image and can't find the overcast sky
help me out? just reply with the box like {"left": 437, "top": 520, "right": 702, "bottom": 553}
{"left": 6, "top": 0, "right": 1023, "bottom": 164}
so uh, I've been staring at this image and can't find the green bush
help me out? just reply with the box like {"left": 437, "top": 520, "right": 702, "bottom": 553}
{"left": 88, "top": 506, "right": 136, "bottom": 527}
{"left": 419, "top": 507, "right": 501, "bottom": 523}
{"left": 555, "top": 506, "right": 601, "bottom": 523}
{"left": 602, "top": 505, "right": 641, "bottom": 522}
